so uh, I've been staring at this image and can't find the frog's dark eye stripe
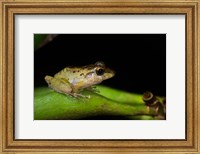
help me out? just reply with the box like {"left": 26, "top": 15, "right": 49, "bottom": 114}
{"left": 96, "top": 68, "right": 104, "bottom": 76}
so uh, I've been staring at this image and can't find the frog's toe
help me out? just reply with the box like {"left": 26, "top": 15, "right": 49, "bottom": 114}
{"left": 72, "top": 93, "right": 90, "bottom": 99}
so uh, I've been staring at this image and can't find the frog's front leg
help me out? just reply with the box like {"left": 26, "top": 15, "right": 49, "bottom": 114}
{"left": 45, "top": 75, "right": 73, "bottom": 96}
{"left": 86, "top": 86, "right": 100, "bottom": 93}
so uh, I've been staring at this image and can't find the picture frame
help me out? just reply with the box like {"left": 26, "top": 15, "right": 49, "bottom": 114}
{"left": 0, "top": 0, "right": 199, "bottom": 153}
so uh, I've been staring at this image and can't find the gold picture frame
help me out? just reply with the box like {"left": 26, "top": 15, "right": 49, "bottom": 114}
{"left": 0, "top": 0, "right": 199, "bottom": 153}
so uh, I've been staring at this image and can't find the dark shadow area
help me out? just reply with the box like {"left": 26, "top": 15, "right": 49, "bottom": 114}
{"left": 34, "top": 34, "right": 166, "bottom": 96}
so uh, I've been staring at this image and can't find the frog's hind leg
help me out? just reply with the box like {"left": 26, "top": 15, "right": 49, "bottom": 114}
{"left": 44, "top": 75, "right": 72, "bottom": 95}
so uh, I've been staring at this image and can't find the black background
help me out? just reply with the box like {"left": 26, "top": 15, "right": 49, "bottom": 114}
{"left": 34, "top": 34, "right": 166, "bottom": 96}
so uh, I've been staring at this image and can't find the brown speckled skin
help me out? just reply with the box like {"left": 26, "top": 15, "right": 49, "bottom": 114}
{"left": 45, "top": 62, "right": 115, "bottom": 96}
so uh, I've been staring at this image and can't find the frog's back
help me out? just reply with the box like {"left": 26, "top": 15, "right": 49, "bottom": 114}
{"left": 54, "top": 67, "right": 79, "bottom": 79}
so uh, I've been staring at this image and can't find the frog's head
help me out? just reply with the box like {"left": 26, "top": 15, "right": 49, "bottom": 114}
{"left": 85, "top": 61, "right": 115, "bottom": 85}
{"left": 94, "top": 61, "right": 115, "bottom": 79}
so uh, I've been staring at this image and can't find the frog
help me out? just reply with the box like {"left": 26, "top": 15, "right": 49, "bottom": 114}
{"left": 44, "top": 61, "right": 115, "bottom": 98}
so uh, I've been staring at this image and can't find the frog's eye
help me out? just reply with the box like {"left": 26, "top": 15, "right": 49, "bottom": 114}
{"left": 96, "top": 68, "right": 104, "bottom": 76}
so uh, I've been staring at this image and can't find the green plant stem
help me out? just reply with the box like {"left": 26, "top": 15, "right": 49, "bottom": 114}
{"left": 96, "top": 85, "right": 145, "bottom": 105}
{"left": 34, "top": 87, "right": 157, "bottom": 120}
{"left": 127, "top": 115, "right": 155, "bottom": 120}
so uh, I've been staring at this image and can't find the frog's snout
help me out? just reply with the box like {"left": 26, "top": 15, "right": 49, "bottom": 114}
{"left": 105, "top": 68, "right": 115, "bottom": 79}
{"left": 111, "top": 69, "right": 116, "bottom": 77}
